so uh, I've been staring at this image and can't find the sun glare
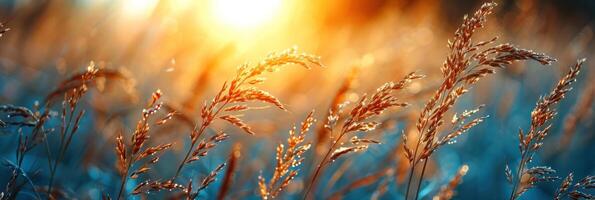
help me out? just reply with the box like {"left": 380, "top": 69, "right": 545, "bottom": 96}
{"left": 211, "top": 0, "right": 283, "bottom": 29}
{"left": 121, "top": 0, "right": 159, "bottom": 19}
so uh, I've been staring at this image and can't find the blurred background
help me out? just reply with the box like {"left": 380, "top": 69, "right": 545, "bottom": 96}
{"left": 0, "top": 0, "right": 593, "bottom": 199}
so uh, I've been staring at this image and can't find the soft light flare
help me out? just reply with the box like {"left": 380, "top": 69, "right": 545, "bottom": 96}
{"left": 211, "top": 0, "right": 282, "bottom": 29}
{"left": 121, "top": 0, "right": 159, "bottom": 19}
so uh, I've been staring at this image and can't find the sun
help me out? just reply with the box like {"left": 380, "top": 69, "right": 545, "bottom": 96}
{"left": 210, "top": 0, "right": 283, "bottom": 29}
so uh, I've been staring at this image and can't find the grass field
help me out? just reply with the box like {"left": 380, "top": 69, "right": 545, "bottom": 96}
{"left": 0, "top": 1, "right": 593, "bottom": 199}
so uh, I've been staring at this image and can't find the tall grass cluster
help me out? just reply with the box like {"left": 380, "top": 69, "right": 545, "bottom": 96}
{"left": 0, "top": 1, "right": 594, "bottom": 200}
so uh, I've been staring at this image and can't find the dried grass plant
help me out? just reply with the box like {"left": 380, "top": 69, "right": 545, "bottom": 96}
{"left": 1, "top": 61, "right": 133, "bottom": 199}
{"left": 216, "top": 143, "right": 241, "bottom": 200}
{"left": 45, "top": 63, "right": 99, "bottom": 197}
{"left": 559, "top": 79, "right": 594, "bottom": 150}
{"left": 315, "top": 67, "right": 359, "bottom": 154}
{"left": 113, "top": 89, "right": 177, "bottom": 199}
{"left": 507, "top": 59, "right": 585, "bottom": 200}
{"left": 403, "top": 2, "right": 558, "bottom": 199}
{"left": 432, "top": 164, "right": 469, "bottom": 200}
{"left": 171, "top": 47, "right": 322, "bottom": 183}
{"left": 304, "top": 72, "right": 424, "bottom": 199}
{"left": 554, "top": 173, "right": 594, "bottom": 200}
{"left": 258, "top": 111, "right": 315, "bottom": 199}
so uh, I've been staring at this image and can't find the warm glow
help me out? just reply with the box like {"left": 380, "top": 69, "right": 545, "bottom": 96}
{"left": 121, "top": 0, "right": 159, "bottom": 19}
{"left": 211, "top": 0, "right": 283, "bottom": 29}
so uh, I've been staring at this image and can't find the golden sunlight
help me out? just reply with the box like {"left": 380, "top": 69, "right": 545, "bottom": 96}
{"left": 210, "top": 0, "right": 283, "bottom": 29}
{"left": 121, "top": 0, "right": 159, "bottom": 19}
